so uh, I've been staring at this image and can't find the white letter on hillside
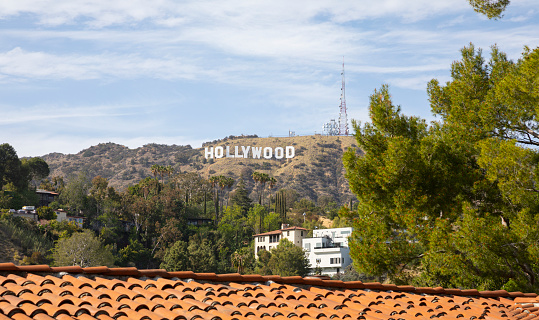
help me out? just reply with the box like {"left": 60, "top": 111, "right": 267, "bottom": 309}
{"left": 234, "top": 146, "right": 240, "bottom": 158}
{"left": 242, "top": 146, "right": 250, "bottom": 158}
{"left": 275, "top": 147, "right": 284, "bottom": 159}
{"left": 205, "top": 147, "right": 214, "bottom": 159}
{"left": 286, "top": 146, "right": 295, "bottom": 158}
{"left": 215, "top": 146, "right": 224, "bottom": 158}
{"left": 252, "top": 147, "right": 262, "bottom": 159}
{"left": 263, "top": 147, "right": 272, "bottom": 159}
{"left": 226, "top": 146, "right": 233, "bottom": 158}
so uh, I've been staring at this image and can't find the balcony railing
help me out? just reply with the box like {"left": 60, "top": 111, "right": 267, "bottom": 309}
{"left": 313, "top": 243, "right": 344, "bottom": 250}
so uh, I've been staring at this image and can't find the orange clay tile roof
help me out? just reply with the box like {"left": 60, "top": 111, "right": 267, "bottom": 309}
{"left": 253, "top": 227, "right": 308, "bottom": 237}
{"left": 0, "top": 263, "right": 538, "bottom": 320}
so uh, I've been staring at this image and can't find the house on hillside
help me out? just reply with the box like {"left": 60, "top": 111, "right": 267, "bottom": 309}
{"left": 12, "top": 206, "right": 38, "bottom": 221}
{"left": 253, "top": 225, "right": 308, "bottom": 258}
{"left": 55, "top": 209, "right": 85, "bottom": 227}
{"left": 254, "top": 225, "right": 354, "bottom": 276}
{"left": 303, "top": 227, "right": 353, "bottom": 276}
{"left": 36, "top": 189, "right": 59, "bottom": 207}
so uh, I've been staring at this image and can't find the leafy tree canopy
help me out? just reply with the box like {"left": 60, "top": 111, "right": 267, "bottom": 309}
{"left": 37, "top": 206, "right": 56, "bottom": 220}
{"left": 344, "top": 44, "right": 539, "bottom": 291}
{"left": 467, "top": 0, "right": 510, "bottom": 19}
{"left": 52, "top": 230, "right": 114, "bottom": 267}
{"left": 267, "top": 238, "right": 310, "bottom": 277}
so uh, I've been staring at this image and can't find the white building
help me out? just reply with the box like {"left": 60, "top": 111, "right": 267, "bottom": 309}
{"left": 253, "top": 226, "right": 308, "bottom": 259}
{"left": 55, "top": 209, "right": 85, "bottom": 227}
{"left": 302, "top": 227, "right": 353, "bottom": 276}
{"left": 254, "top": 225, "right": 354, "bottom": 276}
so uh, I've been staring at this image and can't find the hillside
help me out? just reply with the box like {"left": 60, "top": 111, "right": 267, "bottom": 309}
{"left": 42, "top": 135, "right": 361, "bottom": 204}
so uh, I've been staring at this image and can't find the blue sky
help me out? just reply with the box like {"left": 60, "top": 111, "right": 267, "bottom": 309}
{"left": 1, "top": 0, "right": 538, "bottom": 157}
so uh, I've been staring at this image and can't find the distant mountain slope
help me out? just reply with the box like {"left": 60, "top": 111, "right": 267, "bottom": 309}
{"left": 42, "top": 135, "right": 361, "bottom": 204}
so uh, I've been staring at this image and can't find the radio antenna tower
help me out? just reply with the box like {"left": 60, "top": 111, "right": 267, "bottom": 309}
{"left": 338, "top": 57, "right": 349, "bottom": 136}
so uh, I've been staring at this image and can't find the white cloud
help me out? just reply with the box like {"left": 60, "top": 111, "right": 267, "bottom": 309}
{"left": 0, "top": 47, "right": 203, "bottom": 81}
{"left": 387, "top": 75, "right": 446, "bottom": 91}
{"left": 0, "top": 0, "right": 470, "bottom": 28}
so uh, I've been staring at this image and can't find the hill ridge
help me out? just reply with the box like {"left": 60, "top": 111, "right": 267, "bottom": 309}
{"left": 41, "top": 135, "right": 359, "bottom": 204}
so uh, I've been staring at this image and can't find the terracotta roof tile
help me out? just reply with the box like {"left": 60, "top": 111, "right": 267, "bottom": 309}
{"left": 0, "top": 266, "right": 538, "bottom": 319}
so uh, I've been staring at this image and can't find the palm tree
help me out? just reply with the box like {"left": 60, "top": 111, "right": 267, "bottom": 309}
{"left": 216, "top": 175, "right": 234, "bottom": 210}
{"left": 266, "top": 176, "right": 277, "bottom": 212}
{"left": 252, "top": 171, "right": 270, "bottom": 205}
{"left": 209, "top": 176, "right": 220, "bottom": 223}
{"left": 151, "top": 164, "right": 160, "bottom": 180}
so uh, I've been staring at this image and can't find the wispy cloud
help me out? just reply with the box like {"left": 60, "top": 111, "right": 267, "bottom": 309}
{"left": 0, "top": 0, "right": 538, "bottom": 158}
{"left": 0, "top": 47, "right": 205, "bottom": 81}
{"left": 0, "top": 102, "right": 146, "bottom": 125}
{"left": 0, "top": 0, "right": 469, "bottom": 28}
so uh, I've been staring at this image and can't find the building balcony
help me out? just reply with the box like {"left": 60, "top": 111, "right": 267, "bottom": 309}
{"left": 313, "top": 245, "right": 347, "bottom": 253}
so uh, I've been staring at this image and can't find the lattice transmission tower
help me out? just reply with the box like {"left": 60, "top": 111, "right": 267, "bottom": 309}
{"left": 338, "top": 58, "right": 349, "bottom": 136}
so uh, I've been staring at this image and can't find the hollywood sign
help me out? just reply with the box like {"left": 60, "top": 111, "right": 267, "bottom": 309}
{"left": 205, "top": 146, "right": 295, "bottom": 159}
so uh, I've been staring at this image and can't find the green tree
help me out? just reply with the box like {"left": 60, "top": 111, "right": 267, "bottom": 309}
{"left": 59, "top": 172, "right": 91, "bottom": 216}
{"left": 248, "top": 204, "right": 268, "bottom": 234}
{"left": 230, "top": 177, "right": 252, "bottom": 216}
{"left": 116, "top": 239, "right": 152, "bottom": 268}
{"left": 344, "top": 44, "right": 539, "bottom": 291}
{"left": 467, "top": 0, "right": 510, "bottom": 19}
{"left": 22, "top": 157, "right": 50, "bottom": 187}
{"left": 267, "top": 238, "right": 310, "bottom": 277}
{"left": 218, "top": 205, "right": 253, "bottom": 253}
{"left": 263, "top": 211, "right": 281, "bottom": 233}
{"left": 252, "top": 171, "right": 270, "bottom": 205}
{"left": 231, "top": 246, "right": 254, "bottom": 274}
{"left": 255, "top": 249, "right": 273, "bottom": 276}
{"left": 52, "top": 230, "right": 115, "bottom": 267}
{"left": 188, "top": 236, "right": 217, "bottom": 273}
{"left": 160, "top": 240, "right": 190, "bottom": 271}
{"left": 37, "top": 206, "right": 56, "bottom": 220}
{"left": 0, "top": 143, "right": 22, "bottom": 191}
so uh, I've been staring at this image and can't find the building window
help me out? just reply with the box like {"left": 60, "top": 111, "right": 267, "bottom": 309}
{"left": 287, "top": 231, "right": 290, "bottom": 236}
{"left": 304, "top": 243, "right": 311, "bottom": 251}
{"left": 269, "top": 234, "right": 280, "bottom": 243}
{"left": 316, "top": 258, "right": 321, "bottom": 264}
{"left": 301, "top": 231, "right": 303, "bottom": 236}
{"left": 330, "top": 258, "right": 342, "bottom": 264}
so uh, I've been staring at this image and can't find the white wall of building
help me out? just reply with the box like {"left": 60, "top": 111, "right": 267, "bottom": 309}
{"left": 254, "top": 227, "right": 307, "bottom": 259}
{"left": 303, "top": 227, "right": 353, "bottom": 276}
{"left": 253, "top": 226, "right": 353, "bottom": 276}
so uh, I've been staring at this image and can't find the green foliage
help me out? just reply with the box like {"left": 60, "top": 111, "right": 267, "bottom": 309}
{"left": 218, "top": 205, "right": 253, "bottom": 252}
{"left": 188, "top": 235, "right": 218, "bottom": 273}
{"left": 467, "top": 0, "right": 510, "bottom": 19}
{"left": 266, "top": 238, "right": 310, "bottom": 277}
{"left": 274, "top": 190, "right": 287, "bottom": 224}
{"left": 59, "top": 172, "right": 91, "bottom": 216}
{"left": 345, "top": 45, "right": 539, "bottom": 291}
{"left": 115, "top": 239, "right": 152, "bottom": 268}
{"left": 41, "top": 220, "right": 80, "bottom": 241}
{"left": 247, "top": 204, "right": 267, "bottom": 234}
{"left": 230, "top": 178, "right": 252, "bottom": 215}
{"left": 254, "top": 249, "right": 273, "bottom": 276}
{"left": 0, "top": 215, "right": 53, "bottom": 258}
{"left": 0, "top": 143, "right": 23, "bottom": 191}
{"left": 160, "top": 240, "right": 189, "bottom": 271}
{"left": 52, "top": 230, "right": 115, "bottom": 267}
{"left": 231, "top": 246, "right": 255, "bottom": 274}
{"left": 22, "top": 157, "right": 50, "bottom": 186}
{"left": 37, "top": 206, "right": 56, "bottom": 220}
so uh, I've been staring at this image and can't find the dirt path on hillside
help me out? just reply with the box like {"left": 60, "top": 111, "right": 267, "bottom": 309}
{"left": 0, "top": 228, "right": 22, "bottom": 263}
